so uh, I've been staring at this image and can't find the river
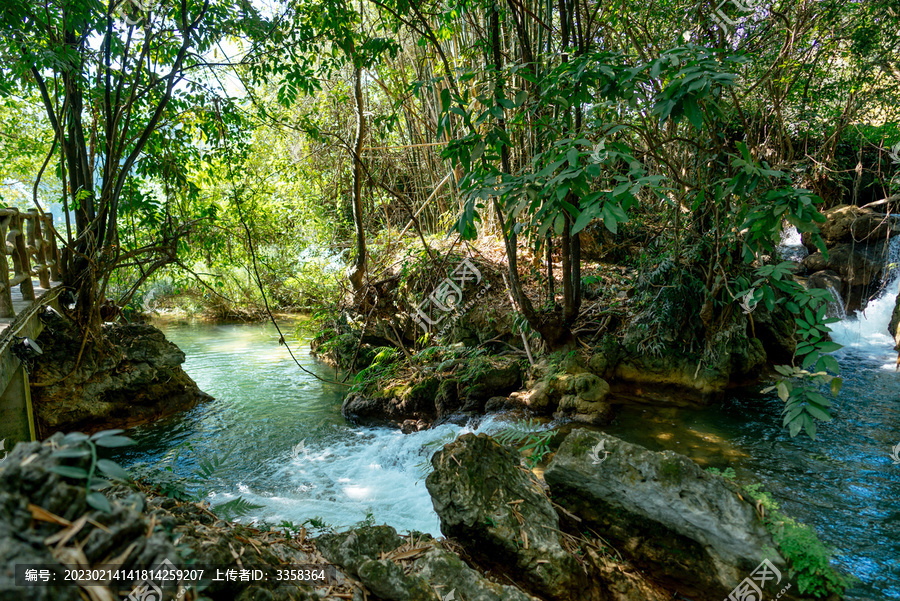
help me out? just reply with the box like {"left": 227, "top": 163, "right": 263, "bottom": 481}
{"left": 113, "top": 292, "right": 899, "bottom": 599}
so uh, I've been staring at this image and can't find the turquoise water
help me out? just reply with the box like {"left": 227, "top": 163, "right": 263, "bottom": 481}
{"left": 112, "top": 320, "right": 500, "bottom": 535}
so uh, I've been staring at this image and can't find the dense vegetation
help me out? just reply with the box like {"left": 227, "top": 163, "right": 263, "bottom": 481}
{"left": 1, "top": 0, "right": 898, "bottom": 439}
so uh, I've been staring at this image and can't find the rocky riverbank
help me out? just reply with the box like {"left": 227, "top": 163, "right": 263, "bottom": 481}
{"left": 29, "top": 319, "right": 212, "bottom": 437}
{"left": 0, "top": 428, "right": 848, "bottom": 600}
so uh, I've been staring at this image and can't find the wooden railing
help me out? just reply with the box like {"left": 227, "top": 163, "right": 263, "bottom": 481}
{"left": 0, "top": 208, "right": 63, "bottom": 318}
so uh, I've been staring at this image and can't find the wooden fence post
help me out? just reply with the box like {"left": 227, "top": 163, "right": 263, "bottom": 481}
{"left": 12, "top": 213, "right": 34, "bottom": 301}
{"left": 0, "top": 211, "right": 14, "bottom": 318}
{"left": 44, "top": 213, "right": 62, "bottom": 282}
{"left": 27, "top": 209, "right": 51, "bottom": 289}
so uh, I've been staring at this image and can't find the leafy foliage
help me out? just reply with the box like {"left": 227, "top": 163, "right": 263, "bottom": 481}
{"left": 50, "top": 430, "right": 136, "bottom": 513}
{"left": 493, "top": 419, "right": 555, "bottom": 469}
{"left": 744, "top": 484, "right": 854, "bottom": 597}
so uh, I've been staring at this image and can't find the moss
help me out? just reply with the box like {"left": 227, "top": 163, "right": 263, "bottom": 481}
{"left": 743, "top": 484, "right": 854, "bottom": 598}
{"left": 658, "top": 455, "right": 685, "bottom": 483}
{"left": 566, "top": 432, "right": 595, "bottom": 457}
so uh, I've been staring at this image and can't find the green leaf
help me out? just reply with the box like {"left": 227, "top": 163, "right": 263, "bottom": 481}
{"left": 776, "top": 381, "right": 790, "bottom": 402}
{"left": 51, "top": 448, "right": 91, "bottom": 459}
{"left": 62, "top": 433, "right": 89, "bottom": 444}
{"left": 830, "top": 377, "right": 842, "bottom": 396}
{"left": 86, "top": 491, "right": 112, "bottom": 513}
{"left": 803, "top": 415, "right": 817, "bottom": 440}
{"left": 566, "top": 147, "right": 579, "bottom": 168}
{"left": 90, "top": 429, "right": 125, "bottom": 441}
{"left": 821, "top": 355, "right": 840, "bottom": 374}
{"left": 806, "top": 405, "right": 832, "bottom": 421}
{"left": 49, "top": 465, "right": 89, "bottom": 479}
{"left": 94, "top": 436, "right": 136, "bottom": 448}
{"left": 683, "top": 97, "right": 703, "bottom": 130}
{"left": 818, "top": 341, "right": 842, "bottom": 353}
{"left": 96, "top": 459, "right": 131, "bottom": 481}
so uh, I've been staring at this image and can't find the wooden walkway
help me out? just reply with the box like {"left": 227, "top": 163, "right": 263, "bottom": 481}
{"left": 0, "top": 281, "right": 63, "bottom": 335}
{"left": 0, "top": 209, "right": 65, "bottom": 447}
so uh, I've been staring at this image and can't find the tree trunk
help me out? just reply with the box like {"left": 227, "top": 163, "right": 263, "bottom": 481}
{"left": 347, "top": 61, "right": 367, "bottom": 293}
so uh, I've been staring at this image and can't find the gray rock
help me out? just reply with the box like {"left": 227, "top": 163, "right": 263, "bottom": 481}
{"left": 357, "top": 558, "right": 437, "bottom": 601}
{"left": 425, "top": 434, "right": 598, "bottom": 601}
{"left": 544, "top": 429, "right": 783, "bottom": 600}
{"left": 316, "top": 525, "right": 405, "bottom": 576}
{"left": 413, "top": 548, "right": 539, "bottom": 601}
{"left": 32, "top": 323, "right": 211, "bottom": 434}
{"left": 802, "top": 242, "right": 887, "bottom": 286}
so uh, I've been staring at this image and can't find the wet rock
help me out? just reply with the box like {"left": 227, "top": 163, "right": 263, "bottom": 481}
{"left": 802, "top": 242, "right": 887, "bottom": 287}
{"left": 808, "top": 269, "right": 844, "bottom": 295}
{"left": 413, "top": 548, "right": 539, "bottom": 601}
{"left": 805, "top": 204, "right": 900, "bottom": 249}
{"left": 459, "top": 357, "right": 523, "bottom": 402}
{"left": 751, "top": 302, "right": 796, "bottom": 362}
{"left": 891, "top": 295, "right": 900, "bottom": 350}
{"left": 342, "top": 376, "right": 440, "bottom": 427}
{"left": 357, "top": 558, "right": 437, "bottom": 601}
{"left": 31, "top": 322, "right": 211, "bottom": 436}
{"left": 316, "top": 525, "right": 405, "bottom": 576}
{"left": 434, "top": 379, "right": 461, "bottom": 419}
{"left": 425, "top": 434, "right": 597, "bottom": 601}
{"left": 544, "top": 430, "right": 783, "bottom": 600}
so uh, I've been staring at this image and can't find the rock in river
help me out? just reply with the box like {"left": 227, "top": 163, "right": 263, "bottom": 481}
{"left": 544, "top": 429, "right": 784, "bottom": 600}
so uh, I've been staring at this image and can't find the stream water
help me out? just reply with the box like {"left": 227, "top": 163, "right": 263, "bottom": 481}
{"left": 112, "top": 321, "right": 505, "bottom": 536}
{"left": 113, "top": 268, "right": 900, "bottom": 600}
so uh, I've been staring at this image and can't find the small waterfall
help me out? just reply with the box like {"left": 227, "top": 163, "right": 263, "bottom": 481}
{"left": 777, "top": 226, "right": 808, "bottom": 263}
{"left": 830, "top": 235, "right": 900, "bottom": 360}
{"left": 824, "top": 283, "right": 847, "bottom": 320}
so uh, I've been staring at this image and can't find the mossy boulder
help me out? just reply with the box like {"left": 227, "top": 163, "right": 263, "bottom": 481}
{"left": 426, "top": 434, "right": 599, "bottom": 601}
{"left": 545, "top": 430, "right": 784, "bottom": 600}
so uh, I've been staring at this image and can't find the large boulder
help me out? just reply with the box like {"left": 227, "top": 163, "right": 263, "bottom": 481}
{"left": 31, "top": 322, "right": 211, "bottom": 436}
{"left": 425, "top": 433, "right": 597, "bottom": 601}
{"left": 804, "top": 204, "right": 900, "bottom": 249}
{"left": 801, "top": 242, "right": 888, "bottom": 287}
{"left": 343, "top": 356, "right": 523, "bottom": 428}
{"left": 544, "top": 430, "right": 784, "bottom": 600}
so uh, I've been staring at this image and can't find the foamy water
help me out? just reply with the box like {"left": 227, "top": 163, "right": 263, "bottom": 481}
{"left": 830, "top": 237, "right": 900, "bottom": 368}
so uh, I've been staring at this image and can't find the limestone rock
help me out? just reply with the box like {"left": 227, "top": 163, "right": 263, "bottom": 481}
{"left": 31, "top": 322, "right": 211, "bottom": 435}
{"left": 802, "top": 242, "right": 887, "bottom": 286}
{"left": 425, "top": 433, "right": 597, "bottom": 601}
{"left": 811, "top": 204, "right": 900, "bottom": 247}
{"left": 891, "top": 293, "right": 900, "bottom": 350}
{"left": 357, "top": 558, "right": 437, "bottom": 601}
{"left": 316, "top": 525, "right": 405, "bottom": 576}
{"left": 544, "top": 430, "right": 783, "bottom": 600}
{"left": 413, "top": 547, "right": 539, "bottom": 601}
